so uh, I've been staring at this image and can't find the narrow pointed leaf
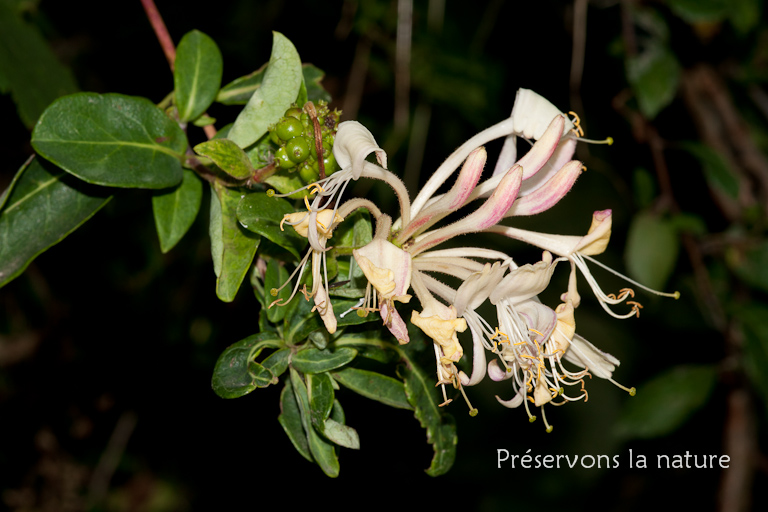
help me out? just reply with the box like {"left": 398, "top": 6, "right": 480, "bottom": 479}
{"left": 152, "top": 169, "right": 203, "bottom": 253}
{"left": 291, "top": 347, "right": 357, "bottom": 374}
{"left": 0, "top": 158, "right": 110, "bottom": 289}
{"left": 236, "top": 192, "right": 305, "bottom": 258}
{"left": 278, "top": 379, "right": 314, "bottom": 462}
{"left": 31, "top": 93, "right": 187, "bottom": 188}
{"left": 174, "top": 30, "right": 223, "bottom": 122}
{"left": 307, "top": 372, "right": 334, "bottom": 428}
{"left": 398, "top": 355, "right": 457, "bottom": 476}
{"left": 209, "top": 183, "right": 261, "bottom": 302}
{"left": 332, "top": 367, "right": 412, "bottom": 410}
{"left": 228, "top": 32, "right": 302, "bottom": 148}
{"left": 290, "top": 369, "right": 339, "bottom": 477}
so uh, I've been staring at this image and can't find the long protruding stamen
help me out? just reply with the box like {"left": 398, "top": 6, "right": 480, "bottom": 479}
{"left": 581, "top": 253, "right": 680, "bottom": 299}
{"left": 608, "top": 378, "right": 637, "bottom": 396}
{"left": 541, "top": 406, "right": 554, "bottom": 433}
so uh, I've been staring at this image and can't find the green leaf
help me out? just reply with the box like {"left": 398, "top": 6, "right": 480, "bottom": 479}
{"left": 262, "top": 347, "right": 291, "bottom": 379}
{"left": 334, "top": 332, "right": 397, "bottom": 363}
{"left": 302, "top": 65, "right": 332, "bottom": 104}
{"left": 398, "top": 355, "right": 457, "bottom": 476}
{"left": 209, "top": 183, "right": 261, "bottom": 302}
{"left": 278, "top": 378, "right": 314, "bottom": 462}
{"left": 264, "top": 259, "right": 291, "bottom": 323}
{"left": 322, "top": 418, "right": 360, "bottom": 450}
{"left": 307, "top": 372, "right": 335, "bottom": 427}
{"left": 32, "top": 93, "right": 187, "bottom": 188}
{"left": 236, "top": 192, "right": 306, "bottom": 258}
{"left": 625, "top": 210, "right": 680, "bottom": 291}
{"left": 680, "top": 142, "right": 740, "bottom": 200}
{"left": 174, "top": 30, "right": 223, "bottom": 122}
{"left": 290, "top": 369, "right": 339, "bottom": 477}
{"left": 738, "top": 304, "right": 768, "bottom": 406}
{"left": 0, "top": 157, "right": 110, "bottom": 289}
{"left": 728, "top": 240, "right": 768, "bottom": 294}
{"left": 193, "top": 139, "right": 254, "bottom": 180}
{"left": 151, "top": 169, "right": 203, "bottom": 253}
{"left": 615, "top": 364, "right": 718, "bottom": 439}
{"left": 332, "top": 367, "right": 412, "bottom": 410}
{"left": 218, "top": 63, "right": 329, "bottom": 106}
{"left": 283, "top": 294, "right": 377, "bottom": 345}
{"left": 291, "top": 347, "right": 358, "bottom": 374}
{"left": 728, "top": 0, "right": 760, "bottom": 34}
{"left": 217, "top": 63, "right": 267, "bottom": 105}
{"left": 211, "top": 333, "right": 283, "bottom": 398}
{"left": 667, "top": 0, "right": 728, "bottom": 23}
{"left": 0, "top": 0, "right": 78, "bottom": 127}
{"left": 228, "top": 32, "right": 302, "bottom": 148}
{"left": 627, "top": 44, "right": 681, "bottom": 119}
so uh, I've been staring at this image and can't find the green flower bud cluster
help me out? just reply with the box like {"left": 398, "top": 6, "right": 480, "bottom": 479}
{"left": 269, "top": 101, "right": 341, "bottom": 184}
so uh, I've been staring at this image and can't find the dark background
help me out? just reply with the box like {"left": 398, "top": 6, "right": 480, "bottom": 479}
{"left": 1, "top": 0, "right": 765, "bottom": 510}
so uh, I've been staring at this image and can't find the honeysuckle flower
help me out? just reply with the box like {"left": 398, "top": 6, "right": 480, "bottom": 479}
{"left": 273, "top": 207, "right": 344, "bottom": 333}
{"left": 267, "top": 86, "right": 671, "bottom": 427}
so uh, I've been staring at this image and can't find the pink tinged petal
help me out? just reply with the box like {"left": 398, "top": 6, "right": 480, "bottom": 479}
{"left": 516, "top": 300, "right": 557, "bottom": 341}
{"left": 409, "top": 165, "right": 523, "bottom": 256}
{"left": 519, "top": 136, "right": 577, "bottom": 196}
{"left": 489, "top": 252, "right": 558, "bottom": 305}
{"left": 495, "top": 387, "right": 525, "bottom": 408}
{"left": 398, "top": 148, "right": 487, "bottom": 242}
{"left": 487, "top": 225, "right": 584, "bottom": 257}
{"left": 381, "top": 302, "right": 410, "bottom": 344}
{"left": 574, "top": 209, "right": 612, "bottom": 255}
{"left": 505, "top": 160, "right": 583, "bottom": 217}
{"left": 511, "top": 88, "right": 574, "bottom": 140}
{"left": 333, "top": 121, "right": 387, "bottom": 179}
{"left": 492, "top": 134, "right": 517, "bottom": 177}
{"left": 488, "top": 359, "right": 513, "bottom": 382}
{"left": 475, "top": 116, "right": 564, "bottom": 199}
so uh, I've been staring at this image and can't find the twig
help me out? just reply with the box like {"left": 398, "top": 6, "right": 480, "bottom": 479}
{"left": 140, "top": 0, "right": 176, "bottom": 71}
{"left": 87, "top": 411, "right": 138, "bottom": 508}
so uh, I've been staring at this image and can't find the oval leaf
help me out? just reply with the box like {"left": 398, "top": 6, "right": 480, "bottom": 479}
{"left": 625, "top": 210, "right": 679, "bottom": 292}
{"left": 32, "top": 93, "right": 187, "bottom": 188}
{"left": 227, "top": 32, "right": 302, "bottom": 148}
{"left": 615, "top": 364, "right": 718, "bottom": 439}
{"left": 194, "top": 139, "right": 253, "bottom": 179}
{"left": 174, "top": 30, "right": 223, "bottom": 122}
{"left": 278, "top": 379, "right": 314, "bottom": 463}
{"left": 291, "top": 347, "right": 357, "bottom": 374}
{"left": 307, "top": 372, "right": 334, "bottom": 427}
{"left": 237, "top": 192, "right": 305, "bottom": 258}
{"left": 211, "top": 333, "right": 282, "bottom": 398}
{"left": 0, "top": 157, "right": 111, "bottom": 289}
{"left": 151, "top": 169, "right": 203, "bottom": 253}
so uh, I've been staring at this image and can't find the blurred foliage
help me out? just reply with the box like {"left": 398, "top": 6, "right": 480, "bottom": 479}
{"left": 1, "top": 0, "right": 768, "bottom": 511}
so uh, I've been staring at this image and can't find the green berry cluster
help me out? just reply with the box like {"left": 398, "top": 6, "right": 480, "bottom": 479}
{"left": 269, "top": 101, "right": 341, "bottom": 184}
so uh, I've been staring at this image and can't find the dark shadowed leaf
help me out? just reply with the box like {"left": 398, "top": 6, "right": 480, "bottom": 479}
{"left": 211, "top": 333, "right": 283, "bottom": 398}
{"left": 615, "top": 364, "right": 718, "bottom": 439}
{"left": 209, "top": 183, "right": 261, "bottom": 302}
{"left": 625, "top": 210, "right": 679, "bottom": 291}
{"left": 332, "top": 367, "right": 412, "bottom": 410}
{"left": 151, "top": 169, "right": 203, "bottom": 253}
{"left": 0, "top": 157, "right": 110, "bottom": 289}
{"left": 278, "top": 378, "right": 313, "bottom": 462}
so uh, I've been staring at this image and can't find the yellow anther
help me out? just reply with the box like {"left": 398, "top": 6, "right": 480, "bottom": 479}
{"left": 266, "top": 189, "right": 275, "bottom": 197}
{"left": 528, "top": 328, "right": 544, "bottom": 338}
{"left": 270, "top": 288, "right": 278, "bottom": 297}
{"left": 308, "top": 183, "right": 325, "bottom": 196}
{"left": 303, "top": 195, "right": 312, "bottom": 211}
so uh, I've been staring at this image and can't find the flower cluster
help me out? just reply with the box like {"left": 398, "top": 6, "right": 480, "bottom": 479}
{"left": 273, "top": 88, "right": 678, "bottom": 430}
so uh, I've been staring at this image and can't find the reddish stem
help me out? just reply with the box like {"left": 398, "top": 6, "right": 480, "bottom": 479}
{"left": 140, "top": 0, "right": 176, "bottom": 70}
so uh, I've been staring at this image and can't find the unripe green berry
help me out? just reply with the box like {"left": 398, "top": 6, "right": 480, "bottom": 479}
{"left": 274, "top": 147, "right": 294, "bottom": 169}
{"left": 285, "top": 107, "right": 302, "bottom": 119}
{"left": 276, "top": 117, "right": 304, "bottom": 141}
{"left": 299, "top": 162, "right": 318, "bottom": 183}
{"left": 286, "top": 136, "right": 311, "bottom": 164}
